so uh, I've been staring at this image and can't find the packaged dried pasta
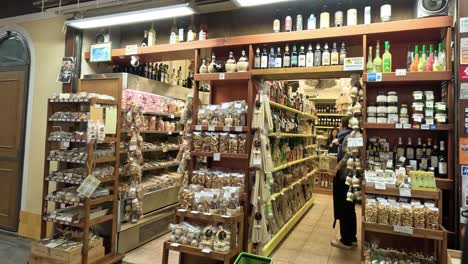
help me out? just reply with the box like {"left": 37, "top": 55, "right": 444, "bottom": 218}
{"left": 425, "top": 206, "right": 439, "bottom": 230}
{"left": 210, "top": 133, "right": 219, "bottom": 153}
{"left": 400, "top": 203, "right": 414, "bottom": 227}
{"left": 219, "top": 133, "right": 230, "bottom": 153}
{"left": 413, "top": 204, "right": 426, "bottom": 229}
{"left": 193, "top": 132, "right": 203, "bottom": 152}
{"left": 377, "top": 200, "right": 390, "bottom": 225}
{"left": 365, "top": 198, "right": 377, "bottom": 223}
{"left": 229, "top": 134, "right": 239, "bottom": 153}
{"left": 238, "top": 134, "right": 247, "bottom": 154}
{"left": 202, "top": 132, "right": 212, "bottom": 152}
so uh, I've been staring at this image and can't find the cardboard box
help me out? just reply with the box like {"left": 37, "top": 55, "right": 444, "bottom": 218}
{"left": 30, "top": 238, "right": 103, "bottom": 263}
{"left": 30, "top": 245, "right": 104, "bottom": 264}
{"left": 447, "top": 249, "right": 462, "bottom": 264}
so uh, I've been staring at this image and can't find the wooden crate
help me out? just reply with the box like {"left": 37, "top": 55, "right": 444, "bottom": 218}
{"left": 30, "top": 238, "right": 103, "bottom": 263}
{"left": 29, "top": 245, "right": 104, "bottom": 264}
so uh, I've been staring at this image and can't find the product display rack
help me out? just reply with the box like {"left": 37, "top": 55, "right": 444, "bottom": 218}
{"left": 38, "top": 79, "right": 124, "bottom": 264}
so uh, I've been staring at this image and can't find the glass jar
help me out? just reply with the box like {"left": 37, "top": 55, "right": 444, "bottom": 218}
{"left": 376, "top": 92, "right": 387, "bottom": 103}
{"left": 387, "top": 114, "right": 398, "bottom": 124}
{"left": 367, "top": 103, "right": 377, "bottom": 115}
{"left": 377, "top": 116, "right": 387, "bottom": 124}
{"left": 425, "top": 108, "right": 434, "bottom": 118}
{"left": 380, "top": 4, "right": 392, "bottom": 22}
{"left": 400, "top": 104, "right": 408, "bottom": 116}
{"left": 435, "top": 102, "right": 447, "bottom": 114}
{"left": 435, "top": 113, "right": 447, "bottom": 124}
{"left": 387, "top": 91, "right": 398, "bottom": 103}
{"left": 387, "top": 105, "right": 398, "bottom": 114}
{"left": 399, "top": 114, "right": 409, "bottom": 124}
{"left": 425, "top": 117, "right": 434, "bottom": 125}
{"left": 335, "top": 10, "right": 344, "bottom": 27}
{"left": 424, "top": 91, "right": 434, "bottom": 101}
{"left": 412, "top": 91, "right": 424, "bottom": 102}
{"left": 412, "top": 113, "right": 424, "bottom": 125}
{"left": 347, "top": 8, "right": 357, "bottom": 26}
{"left": 367, "top": 116, "right": 377, "bottom": 123}
{"left": 377, "top": 103, "right": 387, "bottom": 114}
{"left": 412, "top": 102, "right": 424, "bottom": 114}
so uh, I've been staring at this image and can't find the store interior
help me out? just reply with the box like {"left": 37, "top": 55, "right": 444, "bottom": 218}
{"left": 0, "top": 0, "right": 465, "bottom": 263}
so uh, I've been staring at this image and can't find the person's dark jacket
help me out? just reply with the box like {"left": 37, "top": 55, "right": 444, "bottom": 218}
{"left": 326, "top": 136, "right": 338, "bottom": 154}
{"left": 333, "top": 128, "right": 352, "bottom": 226}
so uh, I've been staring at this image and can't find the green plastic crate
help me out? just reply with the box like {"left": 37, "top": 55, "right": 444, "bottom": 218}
{"left": 234, "top": 252, "right": 273, "bottom": 264}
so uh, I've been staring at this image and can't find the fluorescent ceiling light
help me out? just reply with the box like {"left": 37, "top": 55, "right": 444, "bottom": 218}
{"left": 66, "top": 3, "right": 194, "bottom": 29}
{"left": 234, "top": 0, "right": 296, "bottom": 7}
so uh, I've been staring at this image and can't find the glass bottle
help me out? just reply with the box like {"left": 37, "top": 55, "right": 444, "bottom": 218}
{"left": 285, "top": 9, "right": 293, "bottom": 32}
{"left": 430, "top": 142, "right": 439, "bottom": 174}
{"left": 320, "top": 5, "right": 330, "bottom": 29}
{"left": 382, "top": 40, "right": 392, "bottom": 72}
{"left": 418, "top": 44, "right": 427, "bottom": 72}
{"left": 438, "top": 141, "right": 447, "bottom": 177}
{"left": 322, "top": 43, "right": 331, "bottom": 66}
{"left": 178, "top": 19, "right": 185, "bottom": 43}
{"left": 275, "top": 47, "right": 283, "bottom": 68}
{"left": 416, "top": 137, "right": 423, "bottom": 161}
{"left": 373, "top": 41, "right": 382, "bottom": 72}
{"left": 170, "top": 19, "right": 178, "bottom": 44}
{"left": 331, "top": 42, "right": 339, "bottom": 65}
{"left": 254, "top": 48, "right": 261, "bottom": 69}
{"left": 366, "top": 46, "right": 374, "bottom": 73}
{"left": 406, "top": 46, "right": 412, "bottom": 70}
{"left": 273, "top": 9, "right": 281, "bottom": 33}
{"left": 314, "top": 43, "right": 322, "bottom": 66}
{"left": 141, "top": 30, "right": 149, "bottom": 46}
{"left": 437, "top": 42, "right": 446, "bottom": 71}
{"left": 334, "top": 2, "right": 344, "bottom": 27}
{"left": 187, "top": 16, "right": 197, "bottom": 42}
{"left": 291, "top": 45, "right": 299, "bottom": 67}
{"left": 395, "top": 137, "right": 405, "bottom": 166}
{"left": 148, "top": 22, "right": 156, "bottom": 46}
{"left": 298, "top": 44, "right": 306, "bottom": 67}
{"left": 424, "top": 44, "right": 434, "bottom": 72}
{"left": 296, "top": 14, "right": 303, "bottom": 31}
{"left": 268, "top": 47, "right": 276, "bottom": 68}
{"left": 261, "top": 47, "right": 268, "bottom": 69}
{"left": 199, "top": 19, "right": 208, "bottom": 40}
{"left": 339, "top": 41, "right": 347, "bottom": 65}
{"left": 283, "top": 44, "right": 291, "bottom": 67}
{"left": 432, "top": 49, "right": 440, "bottom": 72}
{"left": 406, "top": 137, "right": 415, "bottom": 161}
{"left": 420, "top": 144, "right": 428, "bottom": 171}
{"left": 410, "top": 45, "right": 419, "bottom": 72}
{"left": 307, "top": 14, "right": 317, "bottom": 30}
{"left": 364, "top": 6, "right": 371, "bottom": 25}
{"left": 306, "top": 44, "right": 314, "bottom": 67}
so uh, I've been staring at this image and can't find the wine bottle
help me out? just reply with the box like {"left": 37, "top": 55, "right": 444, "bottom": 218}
{"left": 306, "top": 44, "right": 314, "bottom": 67}
{"left": 275, "top": 47, "right": 283, "bottom": 68}
{"left": 406, "top": 46, "right": 412, "bottom": 70}
{"left": 261, "top": 47, "right": 268, "bottom": 69}
{"left": 382, "top": 40, "right": 392, "bottom": 72}
{"left": 322, "top": 43, "right": 331, "bottom": 66}
{"left": 314, "top": 43, "right": 321, "bottom": 66}
{"left": 170, "top": 19, "right": 178, "bottom": 44}
{"left": 406, "top": 137, "right": 415, "bottom": 160}
{"left": 416, "top": 137, "right": 423, "bottom": 161}
{"left": 187, "top": 16, "right": 197, "bottom": 42}
{"left": 254, "top": 48, "right": 261, "bottom": 69}
{"left": 395, "top": 137, "right": 405, "bottom": 166}
{"left": 283, "top": 44, "right": 291, "bottom": 67}
{"left": 273, "top": 9, "right": 281, "bottom": 33}
{"left": 291, "top": 45, "right": 299, "bottom": 67}
{"left": 298, "top": 44, "right": 306, "bottom": 67}
{"left": 339, "top": 41, "right": 347, "bottom": 65}
{"left": 141, "top": 30, "right": 149, "bottom": 47}
{"left": 178, "top": 19, "right": 185, "bottom": 43}
{"left": 330, "top": 42, "right": 339, "bottom": 65}
{"left": 268, "top": 47, "right": 276, "bottom": 68}
{"left": 148, "top": 22, "right": 156, "bottom": 46}
{"left": 430, "top": 142, "right": 439, "bottom": 174}
{"left": 438, "top": 141, "right": 447, "bottom": 177}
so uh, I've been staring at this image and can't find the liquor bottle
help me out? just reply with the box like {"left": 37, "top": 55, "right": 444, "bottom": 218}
{"left": 320, "top": 5, "right": 330, "bottom": 29}
{"left": 426, "top": 138, "right": 433, "bottom": 158}
{"left": 275, "top": 47, "right": 283, "bottom": 68}
{"left": 261, "top": 47, "right": 268, "bottom": 69}
{"left": 406, "top": 46, "right": 412, "bottom": 70}
{"left": 436, "top": 42, "right": 446, "bottom": 71}
{"left": 143, "top": 63, "right": 149, "bottom": 78}
{"left": 373, "top": 41, "right": 382, "bottom": 72}
{"left": 291, "top": 45, "right": 299, "bottom": 67}
{"left": 148, "top": 22, "right": 156, "bottom": 46}
{"left": 306, "top": 44, "right": 314, "bottom": 67}
{"left": 296, "top": 14, "right": 303, "bottom": 31}
{"left": 334, "top": 2, "right": 344, "bottom": 27}
{"left": 366, "top": 46, "right": 374, "bottom": 72}
{"left": 430, "top": 142, "right": 439, "bottom": 174}
{"left": 283, "top": 44, "right": 291, "bottom": 67}
{"left": 285, "top": 9, "right": 293, "bottom": 32}
{"left": 141, "top": 30, "right": 149, "bottom": 46}
{"left": 438, "top": 141, "right": 447, "bottom": 177}
{"left": 170, "top": 19, "right": 178, "bottom": 44}
{"left": 268, "top": 47, "right": 276, "bottom": 68}
{"left": 273, "top": 9, "right": 281, "bottom": 33}
{"left": 331, "top": 42, "right": 339, "bottom": 65}
{"left": 152, "top": 63, "right": 158, "bottom": 80}
{"left": 415, "top": 137, "right": 423, "bottom": 161}
{"left": 382, "top": 40, "right": 392, "bottom": 72}
{"left": 395, "top": 137, "right": 405, "bottom": 165}
{"left": 307, "top": 14, "right": 317, "bottom": 30}
{"left": 187, "top": 16, "right": 197, "bottom": 42}
{"left": 425, "top": 44, "right": 434, "bottom": 71}
{"left": 199, "top": 20, "right": 208, "bottom": 40}
{"left": 314, "top": 43, "right": 322, "bottom": 66}
{"left": 339, "top": 41, "right": 347, "bottom": 65}
{"left": 410, "top": 45, "right": 419, "bottom": 72}
{"left": 254, "top": 48, "right": 261, "bottom": 69}
{"left": 298, "top": 44, "right": 306, "bottom": 67}
{"left": 171, "top": 68, "right": 177, "bottom": 85}
{"left": 418, "top": 44, "right": 427, "bottom": 72}
{"left": 432, "top": 48, "right": 440, "bottom": 72}
{"left": 322, "top": 43, "right": 331, "bottom": 66}
{"left": 406, "top": 137, "right": 415, "bottom": 160}
{"left": 165, "top": 65, "right": 170, "bottom": 84}
{"left": 177, "top": 66, "right": 182, "bottom": 85}
{"left": 420, "top": 144, "right": 429, "bottom": 171}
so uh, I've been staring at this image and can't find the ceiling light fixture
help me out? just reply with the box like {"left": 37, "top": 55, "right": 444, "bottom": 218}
{"left": 65, "top": 3, "right": 194, "bottom": 29}
{"left": 233, "top": 0, "right": 296, "bottom": 7}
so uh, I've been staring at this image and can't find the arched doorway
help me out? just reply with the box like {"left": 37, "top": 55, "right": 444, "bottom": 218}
{"left": 0, "top": 31, "right": 30, "bottom": 231}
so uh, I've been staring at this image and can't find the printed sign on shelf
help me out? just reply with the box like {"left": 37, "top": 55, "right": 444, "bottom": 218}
{"left": 461, "top": 17, "right": 468, "bottom": 33}
{"left": 461, "top": 38, "right": 468, "bottom": 65}
{"left": 462, "top": 166, "right": 468, "bottom": 177}
{"left": 460, "top": 66, "right": 468, "bottom": 80}
{"left": 343, "top": 57, "right": 364, "bottom": 71}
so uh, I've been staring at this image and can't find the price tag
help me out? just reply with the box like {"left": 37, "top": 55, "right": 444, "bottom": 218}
{"left": 129, "top": 145, "right": 137, "bottom": 151}
{"left": 222, "top": 215, "right": 231, "bottom": 218}
{"left": 125, "top": 44, "right": 138, "bottom": 55}
{"left": 235, "top": 126, "right": 243, "bottom": 132}
{"left": 177, "top": 209, "right": 187, "bottom": 212}
{"left": 395, "top": 69, "right": 407, "bottom": 76}
{"left": 347, "top": 137, "right": 364, "bottom": 147}
{"left": 61, "top": 141, "right": 70, "bottom": 149}
{"left": 208, "top": 126, "right": 216, "bottom": 131}
{"left": 77, "top": 175, "right": 101, "bottom": 198}
{"left": 170, "top": 114, "right": 175, "bottom": 119}
{"left": 430, "top": 124, "right": 437, "bottom": 130}
{"left": 213, "top": 153, "right": 221, "bottom": 161}
{"left": 218, "top": 73, "right": 226, "bottom": 80}
{"left": 386, "top": 160, "right": 393, "bottom": 168}
{"left": 202, "top": 248, "right": 212, "bottom": 254}
{"left": 191, "top": 210, "right": 199, "bottom": 214}
{"left": 170, "top": 243, "right": 180, "bottom": 247}
{"left": 395, "top": 124, "right": 403, "bottom": 129}
{"left": 399, "top": 156, "right": 407, "bottom": 163}
{"left": 60, "top": 203, "right": 66, "bottom": 209}
{"left": 420, "top": 124, "right": 430, "bottom": 130}
{"left": 223, "top": 126, "right": 231, "bottom": 132}
{"left": 203, "top": 212, "right": 213, "bottom": 216}
{"left": 399, "top": 188, "right": 412, "bottom": 197}
{"left": 253, "top": 159, "right": 262, "bottom": 166}
{"left": 195, "top": 125, "right": 202, "bottom": 131}
{"left": 393, "top": 225, "right": 414, "bottom": 235}
{"left": 403, "top": 124, "right": 412, "bottom": 129}
{"left": 375, "top": 182, "right": 387, "bottom": 190}
{"left": 168, "top": 131, "right": 173, "bottom": 135}
{"left": 367, "top": 72, "right": 382, "bottom": 82}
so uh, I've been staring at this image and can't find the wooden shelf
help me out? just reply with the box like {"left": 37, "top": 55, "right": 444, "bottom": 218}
{"left": 268, "top": 133, "right": 314, "bottom": 138}
{"left": 316, "top": 113, "right": 346, "bottom": 117}
{"left": 252, "top": 65, "right": 357, "bottom": 80}
{"left": 194, "top": 71, "right": 251, "bottom": 81}
{"left": 45, "top": 195, "right": 114, "bottom": 207}
{"left": 120, "top": 147, "right": 179, "bottom": 155}
{"left": 122, "top": 130, "right": 182, "bottom": 135}
{"left": 190, "top": 152, "right": 249, "bottom": 160}
{"left": 272, "top": 156, "right": 313, "bottom": 172}
{"left": 163, "top": 242, "right": 239, "bottom": 262}
{"left": 141, "top": 162, "right": 178, "bottom": 172}
{"left": 269, "top": 101, "right": 316, "bottom": 120}
{"left": 364, "top": 183, "right": 440, "bottom": 200}
{"left": 95, "top": 156, "right": 116, "bottom": 163}
{"left": 48, "top": 137, "right": 87, "bottom": 143}
{"left": 142, "top": 112, "right": 180, "bottom": 118}
{"left": 175, "top": 209, "right": 243, "bottom": 223}
{"left": 45, "top": 176, "right": 114, "bottom": 185}
{"left": 364, "top": 71, "right": 452, "bottom": 83}
{"left": 436, "top": 177, "right": 454, "bottom": 190}
{"left": 363, "top": 222, "right": 445, "bottom": 241}
{"left": 315, "top": 126, "right": 336, "bottom": 129}
{"left": 309, "top": 98, "right": 337, "bottom": 101}
{"left": 271, "top": 174, "right": 314, "bottom": 200}
{"left": 48, "top": 118, "right": 88, "bottom": 123}
{"left": 48, "top": 98, "right": 116, "bottom": 105}
{"left": 191, "top": 125, "right": 249, "bottom": 132}
{"left": 363, "top": 123, "right": 453, "bottom": 131}
{"left": 43, "top": 213, "right": 113, "bottom": 228}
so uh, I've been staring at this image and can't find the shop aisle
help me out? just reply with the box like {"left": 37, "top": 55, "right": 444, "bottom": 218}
{"left": 123, "top": 194, "right": 361, "bottom": 264}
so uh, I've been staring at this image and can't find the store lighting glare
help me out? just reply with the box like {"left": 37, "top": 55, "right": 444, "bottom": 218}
{"left": 65, "top": 4, "right": 195, "bottom": 29}
{"left": 233, "top": 0, "right": 296, "bottom": 7}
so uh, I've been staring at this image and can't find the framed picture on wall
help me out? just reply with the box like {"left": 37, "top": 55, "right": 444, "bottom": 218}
{"left": 57, "top": 57, "right": 75, "bottom": 83}
{"left": 90, "top": 42, "right": 112, "bottom": 62}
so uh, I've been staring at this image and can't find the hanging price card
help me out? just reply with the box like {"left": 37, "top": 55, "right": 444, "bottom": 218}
{"left": 375, "top": 182, "right": 387, "bottom": 190}
{"left": 395, "top": 124, "right": 403, "bottom": 129}
{"left": 347, "top": 137, "right": 364, "bottom": 147}
{"left": 213, "top": 153, "right": 221, "bottom": 161}
{"left": 235, "top": 126, "right": 243, "bottom": 132}
{"left": 219, "top": 73, "right": 225, "bottom": 80}
{"left": 393, "top": 225, "right": 414, "bottom": 235}
{"left": 399, "top": 188, "right": 412, "bottom": 197}
{"left": 395, "top": 69, "right": 407, "bottom": 76}
{"left": 367, "top": 72, "right": 382, "bottom": 82}
{"left": 403, "top": 124, "right": 412, "bottom": 129}
{"left": 77, "top": 175, "right": 101, "bottom": 198}
{"left": 195, "top": 125, "right": 202, "bottom": 131}
{"left": 208, "top": 126, "right": 215, "bottom": 131}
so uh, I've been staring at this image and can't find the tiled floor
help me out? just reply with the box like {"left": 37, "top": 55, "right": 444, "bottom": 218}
{"left": 124, "top": 194, "right": 362, "bottom": 264}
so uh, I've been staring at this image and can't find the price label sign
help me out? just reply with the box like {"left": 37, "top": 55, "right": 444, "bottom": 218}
{"left": 399, "top": 188, "right": 412, "bottom": 197}
{"left": 395, "top": 124, "right": 403, "bottom": 129}
{"left": 403, "top": 124, "right": 412, "bottom": 129}
{"left": 347, "top": 137, "right": 364, "bottom": 147}
{"left": 395, "top": 69, "right": 407, "bottom": 76}
{"left": 219, "top": 73, "right": 225, "bottom": 80}
{"left": 235, "top": 126, "right": 243, "bottom": 132}
{"left": 202, "top": 248, "right": 212, "bottom": 253}
{"left": 208, "top": 126, "right": 216, "bottom": 131}
{"left": 125, "top": 45, "right": 138, "bottom": 55}
{"left": 375, "top": 182, "right": 387, "bottom": 190}
{"left": 170, "top": 114, "right": 175, "bottom": 119}
{"left": 367, "top": 72, "right": 382, "bottom": 82}
{"left": 399, "top": 156, "right": 407, "bottom": 163}
{"left": 77, "top": 175, "right": 101, "bottom": 198}
{"left": 253, "top": 159, "right": 262, "bottom": 166}
{"left": 213, "top": 153, "right": 221, "bottom": 161}
{"left": 170, "top": 243, "right": 180, "bottom": 247}
{"left": 393, "top": 225, "right": 414, "bottom": 235}
{"left": 420, "top": 124, "right": 430, "bottom": 130}
{"left": 195, "top": 125, "right": 202, "bottom": 131}
{"left": 223, "top": 126, "right": 231, "bottom": 132}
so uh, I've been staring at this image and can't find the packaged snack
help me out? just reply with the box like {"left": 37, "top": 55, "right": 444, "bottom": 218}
{"left": 365, "top": 198, "right": 377, "bottom": 223}
{"left": 210, "top": 133, "right": 220, "bottom": 153}
{"left": 193, "top": 132, "right": 203, "bottom": 152}
{"left": 213, "top": 226, "right": 231, "bottom": 252}
{"left": 229, "top": 134, "right": 239, "bottom": 153}
{"left": 199, "top": 225, "right": 217, "bottom": 250}
{"left": 202, "top": 133, "right": 212, "bottom": 152}
{"left": 220, "top": 133, "right": 230, "bottom": 153}
{"left": 413, "top": 204, "right": 426, "bottom": 229}
{"left": 425, "top": 206, "right": 439, "bottom": 230}
{"left": 400, "top": 203, "right": 414, "bottom": 227}
{"left": 388, "top": 202, "right": 401, "bottom": 226}
{"left": 238, "top": 134, "right": 247, "bottom": 154}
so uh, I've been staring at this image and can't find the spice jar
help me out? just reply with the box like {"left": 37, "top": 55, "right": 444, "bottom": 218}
{"left": 387, "top": 91, "right": 398, "bottom": 103}
{"left": 367, "top": 103, "right": 377, "bottom": 115}
{"left": 367, "top": 116, "right": 377, "bottom": 123}
{"left": 376, "top": 92, "right": 387, "bottom": 103}
{"left": 435, "top": 113, "right": 447, "bottom": 124}
{"left": 412, "top": 113, "right": 424, "bottom": 125}
{"left": 435, "top": 102, "right": 447, "bottom": 114}
{"left": 377, "top": 103, "right": 387, "bottom": 115}
{"left": 387, "top": 114, "right": 398, "bottom": 124}
{"left": 412, "top": 91, "right": 424, "bottom": 102}
{"left": 377, "top": 113, "right": 387, "bottom": 124}
{"left": 400, "top": 104, "right": 408, "bottom": 116}
{"left": 399, "top": 114, "right": 409, "bottom": 124}
{"left": 412, "top": 102, "right": 424, "bottom": 114}
{"left": 424, "top": 90, "right": 434, "bottom": 101}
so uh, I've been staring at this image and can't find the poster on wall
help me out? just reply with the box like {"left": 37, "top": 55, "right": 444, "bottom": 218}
{"left": 460, "top": 138, "right": 468, "bottom": 164}
{"left": 57, "top": 57, "right": 75, "bottom": 83}
{"left": 461, "top": 38, "right": 468, "bottom": 65}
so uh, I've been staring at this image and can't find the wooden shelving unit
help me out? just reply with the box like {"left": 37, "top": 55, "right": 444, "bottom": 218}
{"left": 39, "top": 85, "right": 124, "bottom": 264}
{"left": 267, "top": 133, "right": 314, "bottom": 138}
{"left": 272, "top": 156, "right": 314, "bottom": 172}
{"left": 194, "top": 71, "right": 251, "bottom": 81}
{"left": 252, "top": 65, "right": 356, "bottom": 80}
{"left": 363, "top": 71, "right": 452, "bottom": 82}
{"left": 190, "top": 151, "right": 249, "bottom": 160}
{"left": 363, "top": 123, "right": 453, "bottom": 131}
{"left": 269, "top": 101, "right": 316, "bottom": 120}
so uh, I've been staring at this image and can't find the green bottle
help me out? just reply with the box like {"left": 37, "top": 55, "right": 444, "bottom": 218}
{"left": 418, "top": 44, "right": 427, "bottom": 72}
{"left": 373, "top": 41, "right": 382, "bottom": 73}
{"left": 366, "top": 46, "right": 374, "bottom": 73}
{"left": 382, "top": 41, "right": 392, "bottom": 72}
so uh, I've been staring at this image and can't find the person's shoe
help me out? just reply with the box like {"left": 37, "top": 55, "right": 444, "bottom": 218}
{"left": 352, "top": 241, "right": 358, "bottom": 247}
{"left": 330, "top": 239, "right": 352, "bottom": 250}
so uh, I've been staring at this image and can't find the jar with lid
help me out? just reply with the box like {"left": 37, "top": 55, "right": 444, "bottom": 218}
{"left": 387, "top": 105, "right": 398, "bottom": 114}
{"left": 435, "top": 102, "right": 447, "bottom": 114}
{"left": 376, "top": 92, "right": 387, "bottom": 103}
{"left": 347, "top": 8, "right": 357, "bottom": 26}
{"left": 377, "top": 103, "right": 387, "bottom": 115}
{"left": 400, "top": 104, "right": 408, "bottom": 116}
{"left": 412, "top": 91, "right": 424, "bottom": 102}
{"left": 380, "top": 3, "right": 392, "bottom": 22}
{"left": 425, "top": 107, "right": 434, "bottom": 118}
{"left": 399, "top": 114, "right": 409, "bottom": 124}
{"left": 412, "top": 102, "right": 424, "bottom": 114}
{"left": 377, "top": 113, "right": 387, "bottom": 124}
{"left": 424, "top": 91, "right": 434, "bottom": 101}
{"left": 387, "top": 114, "right": 398, "bottom": 124}
{"left": 387, "top": 91, "right": 398, "bottom": 104}
{"left": 367, "top": 103, "right": 377, "bottom": 115}
{"left": 425, "top": 117, "right": 434, "bottom": 125}
{"left": 367, "top": 116, "right": 377, "bottom": 123}
{"left": 435, "top": 113, "right": 447, "bottom": 124}
{"left": 412, "top": 113, "right": 424, "bottom": 126}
